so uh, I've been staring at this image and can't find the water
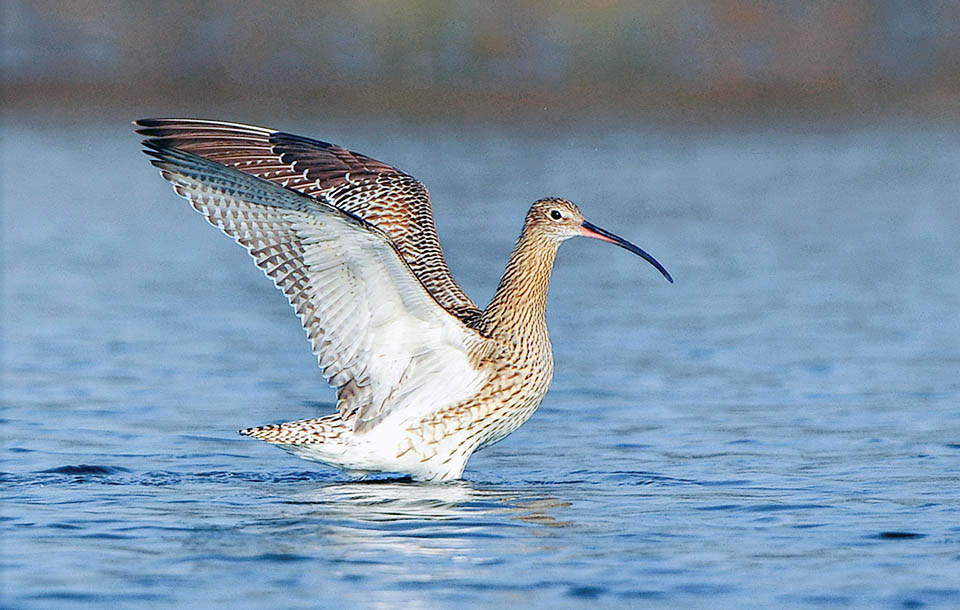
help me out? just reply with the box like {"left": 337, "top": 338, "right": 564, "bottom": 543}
{"left": 3, "top": 117, "right": 959, "bottom": 608}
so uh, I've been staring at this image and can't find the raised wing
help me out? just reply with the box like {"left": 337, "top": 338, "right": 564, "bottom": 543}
{"left": 134, "top": 118, "right": 482, "bottom": 326}
{"left": 141, "top": 140, "right": 489, "bottom": 430}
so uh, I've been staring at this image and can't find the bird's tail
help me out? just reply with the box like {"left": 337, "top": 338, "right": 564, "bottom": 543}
{"left": 240, "top": 414, "right": 381, "bottom": 475}
{"left": 239, "top": 413, "right": 348, "bottom": 446}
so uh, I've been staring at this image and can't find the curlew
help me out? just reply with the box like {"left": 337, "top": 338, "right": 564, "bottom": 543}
{"left": 136, "top": 119, "right": 672, "bottom": 481}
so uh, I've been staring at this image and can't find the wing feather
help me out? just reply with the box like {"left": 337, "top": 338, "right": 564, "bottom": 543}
{"left": 136, "top": 118, "right": 482, "bottom": 326}
{"left": 143, "top": 141, "right": 488, "bottom": 429}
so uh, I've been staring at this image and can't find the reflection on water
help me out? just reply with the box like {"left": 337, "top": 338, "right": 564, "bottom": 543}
{"left": 286, "top": 480, "right": 572, "bottom": 560}
{"left": 301, "top": 479, "right": 572, "bottom": 524}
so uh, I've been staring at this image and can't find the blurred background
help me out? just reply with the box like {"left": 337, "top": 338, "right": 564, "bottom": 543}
{"left": 3, "top": 2, "right": 960, "bottom": 608}
{"left": 4, "top": 0, "right": 960, "bottom": 123}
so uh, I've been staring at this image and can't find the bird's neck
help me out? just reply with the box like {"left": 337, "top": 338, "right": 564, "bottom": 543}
{"left": 481, "top": 231, "right": 558, "bottom": 339}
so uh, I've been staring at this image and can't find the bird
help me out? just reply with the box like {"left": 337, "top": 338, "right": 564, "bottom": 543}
{"left": 136, "top": 118, "right": 672, "bottom": 482}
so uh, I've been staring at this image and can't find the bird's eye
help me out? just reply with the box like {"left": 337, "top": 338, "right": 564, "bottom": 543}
{"left": 550, "top": 210, "right": 563, "bottom": 220}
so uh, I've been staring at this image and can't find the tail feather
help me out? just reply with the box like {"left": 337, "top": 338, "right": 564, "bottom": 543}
{"left": 239, "top": 414, "right": 347, "bottom": 445}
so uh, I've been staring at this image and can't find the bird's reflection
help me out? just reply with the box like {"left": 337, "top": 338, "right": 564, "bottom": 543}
{"left": 284, "top": 478, "right": 572, "bottom": 560}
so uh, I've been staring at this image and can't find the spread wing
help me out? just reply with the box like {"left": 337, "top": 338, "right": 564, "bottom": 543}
{"left": 141, "top": 139, "right": 489, "bottom": 430}
{"left": 134, "top": 118, "right": 482, "bottom": 326}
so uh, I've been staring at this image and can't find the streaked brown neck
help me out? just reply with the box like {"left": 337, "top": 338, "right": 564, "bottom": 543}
{"left": 480, "top": 229, "right": 559, "bottom": 339}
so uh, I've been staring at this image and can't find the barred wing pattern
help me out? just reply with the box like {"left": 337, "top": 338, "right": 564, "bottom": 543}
{"left": 142, "top": 142, "right": 488, "bottom": 429}
{"left": 135, "top": 119, "right": 482, "bottom": 325}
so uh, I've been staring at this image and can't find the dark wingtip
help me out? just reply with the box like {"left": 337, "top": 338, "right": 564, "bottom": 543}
{"left": 134, "top": 118, "right": 170, "bottom": 127}
{"left": 133, "top": 118, "right": 161, "bottom": 134}
{"left": 140, "top": 138, "right": 164, "bottom": 151}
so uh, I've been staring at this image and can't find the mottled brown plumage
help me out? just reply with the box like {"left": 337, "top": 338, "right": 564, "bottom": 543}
{"left": 134, "top": 119, "right": 481, "bottom": 325}
{"left": 137, "top": 119, "right": 672, "bottom": 481}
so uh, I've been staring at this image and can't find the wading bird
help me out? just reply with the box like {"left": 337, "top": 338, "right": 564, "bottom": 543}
{"left": 137, "top": 119, "right": 672, "bottom": 481}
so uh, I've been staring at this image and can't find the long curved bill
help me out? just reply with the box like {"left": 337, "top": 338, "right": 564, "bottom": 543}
{"left": 581, "top": 220, "right": 674, "bottom": 283}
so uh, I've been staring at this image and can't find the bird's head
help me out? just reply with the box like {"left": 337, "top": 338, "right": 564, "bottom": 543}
{"left": 525, "top": 197, "right": 673, "bottom": 283}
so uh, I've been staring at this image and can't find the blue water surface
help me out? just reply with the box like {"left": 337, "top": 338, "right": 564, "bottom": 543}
{"left": 2, "top": 117, "right": 959, "bottom": 608}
